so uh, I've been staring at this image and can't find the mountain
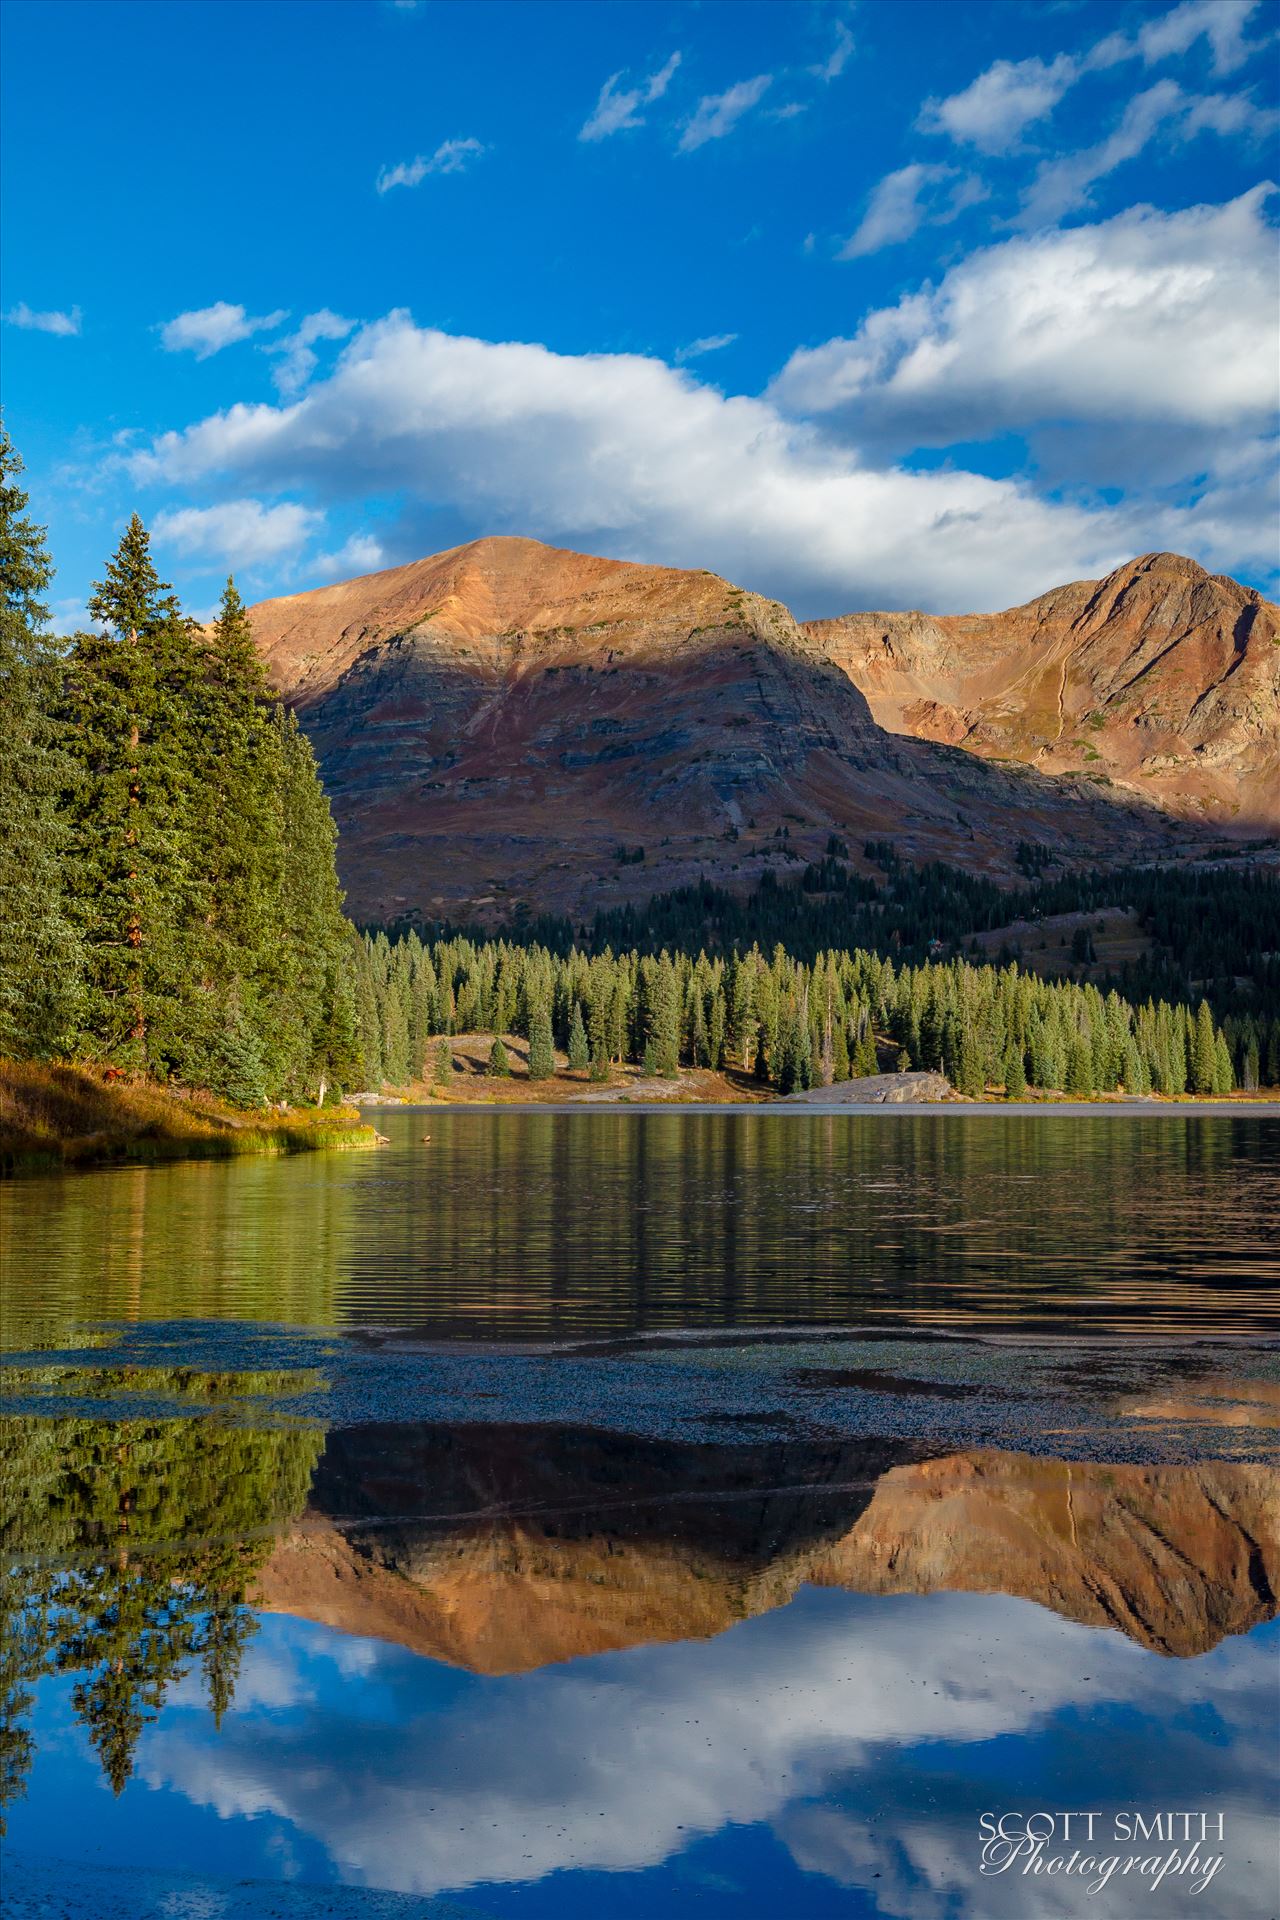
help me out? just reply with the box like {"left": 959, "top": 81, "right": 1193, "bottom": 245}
{"left": 252, "top": 1424, "right": 1280, "bottom": 1668}
{"left": 806, "top": 553, "right": 1280, "bottom": 828}
{"left": 249, "top": 537, "right": 1189, "bottom": 924}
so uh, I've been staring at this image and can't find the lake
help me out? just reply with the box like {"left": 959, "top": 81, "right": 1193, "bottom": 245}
{"left": 2, "top": 1112, "right": 1278, "bottom": 1919}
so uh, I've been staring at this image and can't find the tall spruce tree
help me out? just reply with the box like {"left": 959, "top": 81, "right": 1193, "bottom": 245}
{"left": 567, "top": 1001, "right": 589, "bottom": 1073}
{"left": 187, "top": 576, "right": 287, "bottom": 1100}
{"left": 527, "top": 995, "right": 555, "bottom": 1081}
{"left": 0, "top": 428, "right": 81, "bottom": 1054}
{"left": 67, "top": 516, "right": 198, "bottom": 1070}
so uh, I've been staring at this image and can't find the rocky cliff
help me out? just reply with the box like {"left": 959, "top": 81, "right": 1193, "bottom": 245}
{"left": 249, "top": 538, "right": 1186, "bottom": 922}
{"left": 806, "top": 553, "right": 1280, "bottom": 828}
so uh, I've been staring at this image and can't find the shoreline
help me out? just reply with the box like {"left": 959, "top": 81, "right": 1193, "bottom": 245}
{"left": 0, "top": 1061, "right": 382, "bottom": 1179}
{"left": 373, "top": 1098, "right": 1280, "bottom": 1118}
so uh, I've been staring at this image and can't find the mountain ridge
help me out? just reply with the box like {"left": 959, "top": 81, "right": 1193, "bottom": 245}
{"left": 804, "top": 550, "right": 1280, "bottom": 825}
{"left": 247, "top": 538, "right": 1267, "bottom": 923}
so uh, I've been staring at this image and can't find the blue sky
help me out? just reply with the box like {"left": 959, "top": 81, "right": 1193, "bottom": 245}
{"left": 2, "top": 0, "right": 1277, "bottom": 624}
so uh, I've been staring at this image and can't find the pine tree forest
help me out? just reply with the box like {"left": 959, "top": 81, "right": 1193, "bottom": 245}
{"left": 1, "top": 429, "right": 358, "bottom": 1104}
{"left": 354, "top": 927, "right": 1270, "bottom": 1099}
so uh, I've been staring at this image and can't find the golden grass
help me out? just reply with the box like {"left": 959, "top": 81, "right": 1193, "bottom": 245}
{"left": 0, "top": 1059, "right": 379, "bottom": 1176}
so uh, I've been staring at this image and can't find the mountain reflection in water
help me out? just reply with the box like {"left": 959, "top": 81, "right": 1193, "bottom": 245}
{"left": 254, "top": 1421, "right": 1280, "bottom": 1667}
{"left": 4, "top": 1412, "right": 1276, "bottom": 1834}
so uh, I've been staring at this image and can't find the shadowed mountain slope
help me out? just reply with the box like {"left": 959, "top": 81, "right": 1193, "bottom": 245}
{"left": 249, "top": 538, "right": 1189, "bottom": 923}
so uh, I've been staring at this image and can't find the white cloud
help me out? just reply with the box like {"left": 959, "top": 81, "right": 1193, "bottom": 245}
{"left": 673, "top": 332, "right": 738, "bottom": 364}
{"left": 1138, "top": 0, "right": 1263, "bottom": 74}
{"left": 310, "top": 532, "right": 387, "bottom": 581}
{"left": 812, "top": 18, "right": 855, "bottom": 83}
{"left": 918, "top": 54, "right": 1079, "bottom": 150}
{"left": 160, "top": 302, "right": 288, "bottom": 360}
{"left": 265, "top": 309, "right": 356, "bottom": 396}
{"left": 1014, "top": 76, "right": 1269, "bottom": 225}
{"left": 152, "top": 498, "right": 321, "bottom": 566}
{"left": 1018, "top": 80, "right": 1189, "bottom": 224}
{"left": 678, "top": 75, "right": 772, "bottom": 152}
{"left": 579, "top": 52, "right": 681, "bottom": 141}
{"left": 839, "top": 164, "right": 985, "bottom": 258}
{"left": 5, "top": 301, "right": 82, "bottom": 337}
{"left": 772, "top": 187, "right": 1279, "bottom": 486}
{"left": 376, "top": 138, "right": 485, "bottom": 193}
{"left": 49, "top": 594, "right": 92, "bottom": 631}
{"left": 128, "top": 299, "right": 1271, "bottom": 617}
{"left": 1182, "top": 87, "right": 1272, "bottom": 136}
{"left": 920, "top": 2, "right": 1267, "bottom": 166}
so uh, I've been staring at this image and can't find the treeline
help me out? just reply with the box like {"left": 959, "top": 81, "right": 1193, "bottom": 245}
{"left": 357, "top": 930, "right": 1268, "bottom": 1097}
{"left": 0, "top": 432, "right": 358, "bottom": 1103}
{"left": 412, "top": 843, "right": 1280, "bottom": 1019}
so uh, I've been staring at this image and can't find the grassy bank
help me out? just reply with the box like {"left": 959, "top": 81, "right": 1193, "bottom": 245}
{"left": 0, "top": 1061, "right": 381, "bottom": 1176}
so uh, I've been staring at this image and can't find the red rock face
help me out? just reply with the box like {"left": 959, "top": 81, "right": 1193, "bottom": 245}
{"left": 248, "top": 538, "right": 1234, "bottom": 923}
{"left": 806, "top": 553, "right": 1280, "bottom": 830}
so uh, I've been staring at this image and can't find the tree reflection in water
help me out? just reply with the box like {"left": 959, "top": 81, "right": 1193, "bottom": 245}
{"left": 0, "top": 1376, "right": 322, "bottom": 1817}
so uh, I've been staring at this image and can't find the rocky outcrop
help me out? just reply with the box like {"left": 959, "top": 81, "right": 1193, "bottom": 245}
{"left": 806, "top": 552, "right": 1280, "bottom": 828}
{"left": 249, "top": 537, "right": 1186, "bottom": 923}
{"left": 779, "top": 1071, "right": 952, "bottom": 1105}
{"left": 252, "top": 1423, "right": 1279, "bottom": 1670}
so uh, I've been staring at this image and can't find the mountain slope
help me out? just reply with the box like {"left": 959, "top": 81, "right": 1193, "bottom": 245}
{"left": 250, "top": 537, "right": 1181, "bottom": 922}
{"left": 806, "top": 552, "right": 1280, "bottom": 828}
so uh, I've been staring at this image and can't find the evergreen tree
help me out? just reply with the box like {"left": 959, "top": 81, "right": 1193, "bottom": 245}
{"left": 67, "top": 516, "right": 198, "bottom": 1070}
{"left": 0, "top": 427, "right": 81, "bottom": 1054}
{"left": 642, "top": 955, "right": 681, "bottom": 1077}
{"left": 566, "top": 1002, "right": 589, "bottom": 1073}
{"left": 1065, "top": 1033, "right": 1094, "bottom": 1096}
{"left": 190, "top": 576, "right": 291, "bottom": 1097}
{"left": 488, "top": 1036, "right": 510, "bottom": 1076}
{"left": 1190, "top": 1000, "right": 1217, "bottom": 1095}
{"left": 1002, "top": 1041, "right": 1027, "bottom": 1100}
{"left": 527, "top": 997, "right": 555, "bottom": 1081}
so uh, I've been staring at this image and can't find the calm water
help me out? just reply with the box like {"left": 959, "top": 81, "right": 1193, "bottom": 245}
{"left": 5, "top": 1110, "right": 1280, "bottom": 1343}
{"left": 2, "top": 1113, "right": 1278, "bottom": 1919}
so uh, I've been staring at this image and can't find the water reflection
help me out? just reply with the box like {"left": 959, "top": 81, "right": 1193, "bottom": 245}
{"left": 0, "top": 1396, "right": 321, "bottom": 1817}
{"left": 125, "top": 1595, "right": 1272, "bottom": 1918}
{"left": 4, "top": 1110, "right": 1278, "bottom": 1913}
{"left": 255, "top": 1421, "right": 1280, "bottom": 1666}
{"left": 4, "top": 1111, "right": 1279, "bottom": 1345}
{"left": 5, "top": 1410, "right": 1276, "bottom": 1837}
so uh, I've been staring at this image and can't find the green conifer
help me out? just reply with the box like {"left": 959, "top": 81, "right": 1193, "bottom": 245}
{"left": 0, "top": 427, "right": 82, "bottom": 1053}
{"left": 527, "top": 998, "right": 555, "bottom": 1080}
{"left": 1190, "top": 1000, "right": 1217, "bottom": 1095}
{"left": 1002, "top": 1041, "right": 1027, "bottom": 1100}
{"left": 567, "top": 1002, "right": 589, "bottom": 1072}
